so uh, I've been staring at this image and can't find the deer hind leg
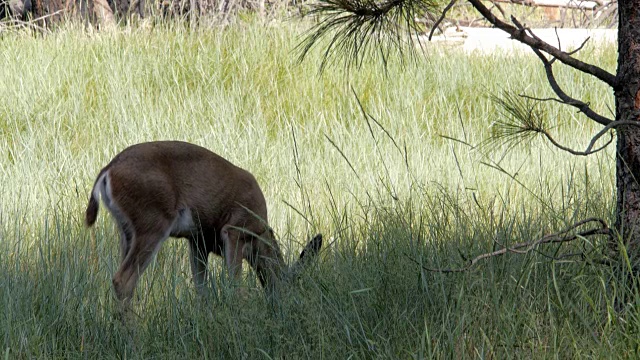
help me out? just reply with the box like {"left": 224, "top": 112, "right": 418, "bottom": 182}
{"left": 107, "top": 211, "right": 133, "bottom": 262}
{"left": 118, "top": 224, "right": 134, "bottom": 262}
{"left": 112, "top": 215, "right": 173, "bottom": 303}
{"left": 97, "top": 175, "right": 134, "bottom": 262}
{"left": 188, "top": 238, "right": 209, "bottom": 294}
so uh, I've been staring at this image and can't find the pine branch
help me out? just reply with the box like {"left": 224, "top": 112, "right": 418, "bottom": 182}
{"left": 297, "top": 0, "right": 439, "bottom": 70}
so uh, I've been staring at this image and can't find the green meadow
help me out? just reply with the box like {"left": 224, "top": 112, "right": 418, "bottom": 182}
{"left": 0, "top": 21, "right": 633, "bottom": 358}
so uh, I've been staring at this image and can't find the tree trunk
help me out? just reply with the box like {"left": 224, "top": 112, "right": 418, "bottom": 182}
{"left": 30, "top": 0, "right": 64, "bottom": 24}
{"left": 614, "top": 0, "right": 640, "bottom": 268}
{"left": 92, "top": 0, "right": 115, "bottom": 27}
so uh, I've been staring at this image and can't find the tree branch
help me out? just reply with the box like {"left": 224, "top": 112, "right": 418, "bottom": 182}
{"left": 539, "top": 127, "right": 613, "bottom": 156}
{"left": 526, "top": 42, "right": 614, "bottom": 126}
{"left": 465, "top": 0, "right": 617, "bottom": 88}
{"left": 565, "top": 36, "right": 591, "bottom": 56}
{"left": 409, "top": 218, "right": 611, "bottom": 273}
{"left": 538, "top": 120, "right": 640, "bottom": 156}
{"left": 494, "top": 91, "right": 640, "bottom": 156}
{"left": 428, "top": 0, "right": 456, "bottom": 41}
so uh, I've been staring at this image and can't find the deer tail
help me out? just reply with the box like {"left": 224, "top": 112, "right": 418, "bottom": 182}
{"left": 85, "top": 168, "right": 108, "bottom": 227}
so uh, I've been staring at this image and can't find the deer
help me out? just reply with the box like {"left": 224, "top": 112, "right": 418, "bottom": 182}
{"left": 85, "top": 141, "right": 322, "bottom": 309}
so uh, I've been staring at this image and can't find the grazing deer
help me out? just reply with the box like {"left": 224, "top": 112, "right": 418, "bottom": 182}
{"left": 85, "top": 141, "right": 322, "bottom": 307}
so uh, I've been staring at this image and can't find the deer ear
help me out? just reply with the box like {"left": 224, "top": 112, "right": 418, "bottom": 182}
{"left": 299, "top": 234, "right": 322, "bottom": 260}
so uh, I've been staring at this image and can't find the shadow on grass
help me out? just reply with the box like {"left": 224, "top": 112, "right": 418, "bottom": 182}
{"left": 1, "top": 197, "right": 639, "bottom": 358}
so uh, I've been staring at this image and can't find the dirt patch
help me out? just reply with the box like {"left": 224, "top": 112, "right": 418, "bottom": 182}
{"left": 427, "top": 27, "right": 616, "bottom": 54}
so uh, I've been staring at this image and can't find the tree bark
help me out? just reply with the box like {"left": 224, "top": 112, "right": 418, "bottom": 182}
{"left": 615, "top": 0, "right": 640, "bottom": 268}
{"left": 30, "top": 0, "right": 64, "bottom": 23}
{"left": 92, "top": 0, "right": 115, "bottom": 27}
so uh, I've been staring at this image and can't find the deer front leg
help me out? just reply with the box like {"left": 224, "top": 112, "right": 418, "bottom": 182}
{"left": 188, "top": 238, "right": 209, "bottom": 295}
{"left": 221, "top": 225, "right": 244, "bottom": 281}
{"left": 221, "top": 225, "right": 250, "bottom": 298}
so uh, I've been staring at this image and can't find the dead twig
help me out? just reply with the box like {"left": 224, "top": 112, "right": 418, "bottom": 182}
{"left": 533, "top": 120, "right": 640, "bottom": 156}
{"left": 538, "top": 127, "right": 613, "bottom": 156}
{"left": 409, "top": 217, "right": 611, "bottom": 273}
{"left": 428, "top": 0, "right": 456, "bottom": 41}
{"left": 0, "top": 10, "right": 64, "bottom": 32}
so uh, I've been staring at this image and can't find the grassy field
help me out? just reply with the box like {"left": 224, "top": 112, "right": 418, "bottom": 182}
{"left": 0, "top": 20, "right": 634, "bottom": 358}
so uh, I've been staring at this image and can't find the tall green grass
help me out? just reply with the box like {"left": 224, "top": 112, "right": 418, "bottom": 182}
{"left": 1, "top": 21, "right": 634, "bottom": 357}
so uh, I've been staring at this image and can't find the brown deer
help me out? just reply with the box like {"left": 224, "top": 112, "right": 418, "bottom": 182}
{"left": 85, "top": 141, "right": 322, "bottom": 307}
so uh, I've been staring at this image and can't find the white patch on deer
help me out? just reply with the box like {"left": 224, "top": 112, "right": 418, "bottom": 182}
{"left": 170, "top": 208, "right": 197, "bottom": 236}
{"left": 95, "top": 170, "right": 131, "bottom": 231}
{"left": 93, "top": 171, "right": 111, "bottom": 206}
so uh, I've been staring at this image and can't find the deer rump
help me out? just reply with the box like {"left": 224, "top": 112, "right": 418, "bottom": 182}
{"left": 85, "top": 141, "right": 322, "bottom": 303}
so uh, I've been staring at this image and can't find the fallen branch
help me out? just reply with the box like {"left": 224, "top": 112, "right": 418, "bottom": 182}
{"left": 409, "top": 217, "right": 612, "bottom": 273}
{"left": 0, "top": 10, "right": 65, "bottom": 32}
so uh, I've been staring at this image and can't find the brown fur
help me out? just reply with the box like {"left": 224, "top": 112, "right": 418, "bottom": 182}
{"left": 85, "top": 141, "right": 321, "bottom": 307}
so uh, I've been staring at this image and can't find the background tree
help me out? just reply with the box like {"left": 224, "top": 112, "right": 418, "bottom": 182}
{"left": 299, "top": 0, "right": 640, "bottom": 272}
{"left": 0, "top": 0, "right": 32, "bottom": 19}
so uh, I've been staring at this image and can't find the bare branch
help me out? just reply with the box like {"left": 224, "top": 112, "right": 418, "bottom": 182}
{"left": 547, "top": 28, "right": 589, "bottom": 64}
{"left": 540, "top": 120, "right": 640, "bottom": 156}
{"left": 487, "top": 0, "right": 506, "bottom": 18}
{"left": 0, "top": 10, "right": 64, "bottom": 32}
{"left": 577, "top": 120, "right": 640, "bottom": 154}
{"left": 409, "top": 218, "right": 611, "bottom": 273}
{"left": 428, "top": 0, "right": 456, "bottom": 41}
{"left": 539, "top": 128, "right": 613, "bottom": 156}
{"left": 465, "top": 0, "right": 617, "bottom": 88}
{"left": 554, "top": 27, "right": 561, "bottom": 51}
{"left": 519, "top": 94, "right": 566, "bottom": 104}
{"left": 566, "top": 36, "right": 591, "bottom": 56}
{"left": 527, "top": 44, "right": 614, "bottom": 126}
